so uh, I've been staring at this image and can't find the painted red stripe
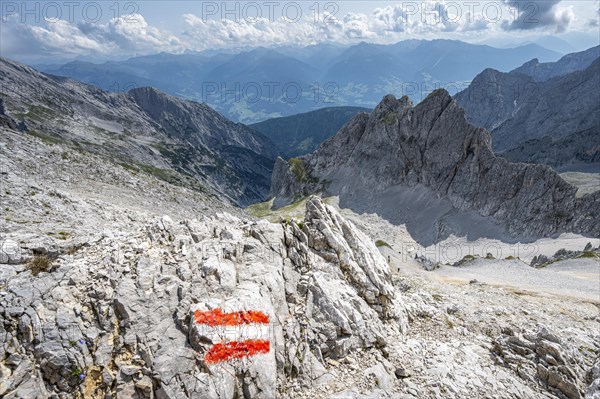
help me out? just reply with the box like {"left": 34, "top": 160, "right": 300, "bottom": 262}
{"left": 194, "top": 308, "right": 269, "bottom": 326}
{"left": 204, "top": 339, "right": 270, "bottom": 364}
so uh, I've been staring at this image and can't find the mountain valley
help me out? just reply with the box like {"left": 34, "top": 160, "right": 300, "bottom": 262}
{"left": 40, "top": 40, "right": 562, "bottom": 123}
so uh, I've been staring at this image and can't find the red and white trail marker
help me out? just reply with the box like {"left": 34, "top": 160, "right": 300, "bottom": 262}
{"left": 194, "top": 308, "right": 271, "bottom": 364}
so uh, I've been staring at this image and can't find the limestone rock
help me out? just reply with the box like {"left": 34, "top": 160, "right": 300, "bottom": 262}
{"left": 492, "top": 326, "right": 591, "bottom": 399}
{"left": 271, "top": 90, "right": 600, "bottom": 244}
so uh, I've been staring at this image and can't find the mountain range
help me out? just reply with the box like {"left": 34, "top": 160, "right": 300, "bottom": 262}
{"left": 39, "top": 40, "right": 562, "bottom": 123}
{"left": 2, "top": 46, "right": 600, "bottom": 399}
{"left": 3, "top": 49, "right": 598, "bottom": 239}
{"left": 0, "top": 58, "right": 279, "bottom": 206}
{"left": 455, "top": 45, "right": 600, "bottom": 171}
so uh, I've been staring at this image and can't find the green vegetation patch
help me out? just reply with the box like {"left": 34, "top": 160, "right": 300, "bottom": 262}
{"left": 375, "top": 240, "right": 391, "bottom": 248}
{"left": 289, "top": 158, "right": 308, "bottom": 183}
{"left": 246, "top": 198, "right": 275, "bottom": 218}
{"left": 23, "top": 105, "right": 58, "bottom": 121}
{"left": 380, "top": 111, "right": 398, "bottom": 125}
{"left": 577, "top": 251, "right": 599, "bottom": 259}
{"left": 27, "top": 130, "right": 64, "bottom": 145}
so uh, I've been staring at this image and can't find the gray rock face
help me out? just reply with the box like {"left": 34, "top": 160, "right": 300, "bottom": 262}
{"left": 0, "top": 187, "right": 404, "bottom": 398}
{"left": 490, "top": 59, "right": 600, "bottom": 152}
{"left": 0, "top": 57, "right": 279, "bottom": 206}
{"left": 493, "top": 327, "right": 591, "bottom": 399}
{"left": 271, "top": 91, "right": 600, "bottom": 244}
{"left": 454, "top": 68, "right": 536, "bottom": 133}
{"left": 455, "top": 49, "right": 600, "bottom": 168}
{"left": 500, "top": 127, "right": 600, "bottom": 170}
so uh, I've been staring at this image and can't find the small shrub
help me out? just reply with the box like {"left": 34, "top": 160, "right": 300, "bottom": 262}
{"left": 380, "top": 111, "right": 398, "bottom": 125}
{"left": 453, "top": 254, "right": 477, "bottom": 266}
{"left": 65, "top": 244, "right": 83, "bottom": 255}
{"left": 28, "top": 255, "right": 53, "bottom": 276}
{"left": 297, "top": 221, "right": 305, "bottom": 230}
{"left": 61, "top": 152, "right": 69, "bottom": 160}
{"left": 48, "top": 231, "right": 70, "bottom": 240}
{"left": 289, "top": 158, "right": 307, "bottom": 182}
{"left": 375, "top": 240, "right": 391, "bottom": 248}
{"left": 577, "top": 251, "right": 598, "bottom": 259}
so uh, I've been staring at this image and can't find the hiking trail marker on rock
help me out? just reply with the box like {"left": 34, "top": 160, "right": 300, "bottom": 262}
{"left": 193, "top": 308, "right": 271, "bottom": 364}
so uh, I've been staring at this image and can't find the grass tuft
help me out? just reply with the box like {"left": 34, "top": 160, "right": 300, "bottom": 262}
{"left": 28, "top": 255, "right": 53, "bottom": 276}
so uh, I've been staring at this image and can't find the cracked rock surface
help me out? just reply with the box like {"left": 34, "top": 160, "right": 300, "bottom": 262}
{"left": 1, "top": 127, "right": 408, "bottom": 398}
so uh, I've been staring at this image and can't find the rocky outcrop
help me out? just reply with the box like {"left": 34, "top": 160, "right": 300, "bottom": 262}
{"left": 530, "top": 243, "right": 600, "bottom": 268}
{"left": 0, "top": 184, "right": 405, "bottom": 398}
{"left": 3, "top": 123, "right": 599, "bottom": 399}
{"left": 493, "top": 327, "right": 593, "bottom": 399}
{"left": 0, "top": 57, "right": 279, "bottom": 206}
{"left": 271, "top": 90, "right": 600, "bottom": 243}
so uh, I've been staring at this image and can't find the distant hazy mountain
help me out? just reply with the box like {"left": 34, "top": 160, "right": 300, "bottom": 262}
{"left": 531, "top": 36, "right": 577, "bottom": 55}
{"left": 1, "top": 58, "right": 279, "bottom": 206}
{"left": 41, "top": 40, "right": 561, "bottom": 123}
{"left": 511, "top": 46, "right": 599, "bottom": 81}
{"left": 326, "top": 40, "right": 559, "bottom": 89}
{"left": 455, "top": 47, "right": 600, "bottom": 170}
{"left": 250, "top": 106, "right": 371, "bottom": 157}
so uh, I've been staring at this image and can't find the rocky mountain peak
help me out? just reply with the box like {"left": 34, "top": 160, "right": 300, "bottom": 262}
{"left": 521, "top": 58, "right": 540, "bottom": 68}
{"left": 271, "top": 91, "right": 599, "bottom": 244}
{"left": 456, "top": 51, "right": 600, "bottom": 159}
{"left": 375, "top": 94, "right": 412, "bottom": 110}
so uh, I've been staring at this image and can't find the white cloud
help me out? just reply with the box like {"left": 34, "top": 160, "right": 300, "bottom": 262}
{"left": 1, "top": 13, "right": 183, "bottom": 61}
{"left": 180, "top": 1, "right": 495, "bottom": 50}
{"left": 0, "top": 1, "right": 596, "bottom": 62}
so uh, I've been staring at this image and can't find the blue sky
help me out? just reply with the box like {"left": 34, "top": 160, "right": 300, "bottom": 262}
{"left": 1, "top": 1, "right": 599, "bottom": 63}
